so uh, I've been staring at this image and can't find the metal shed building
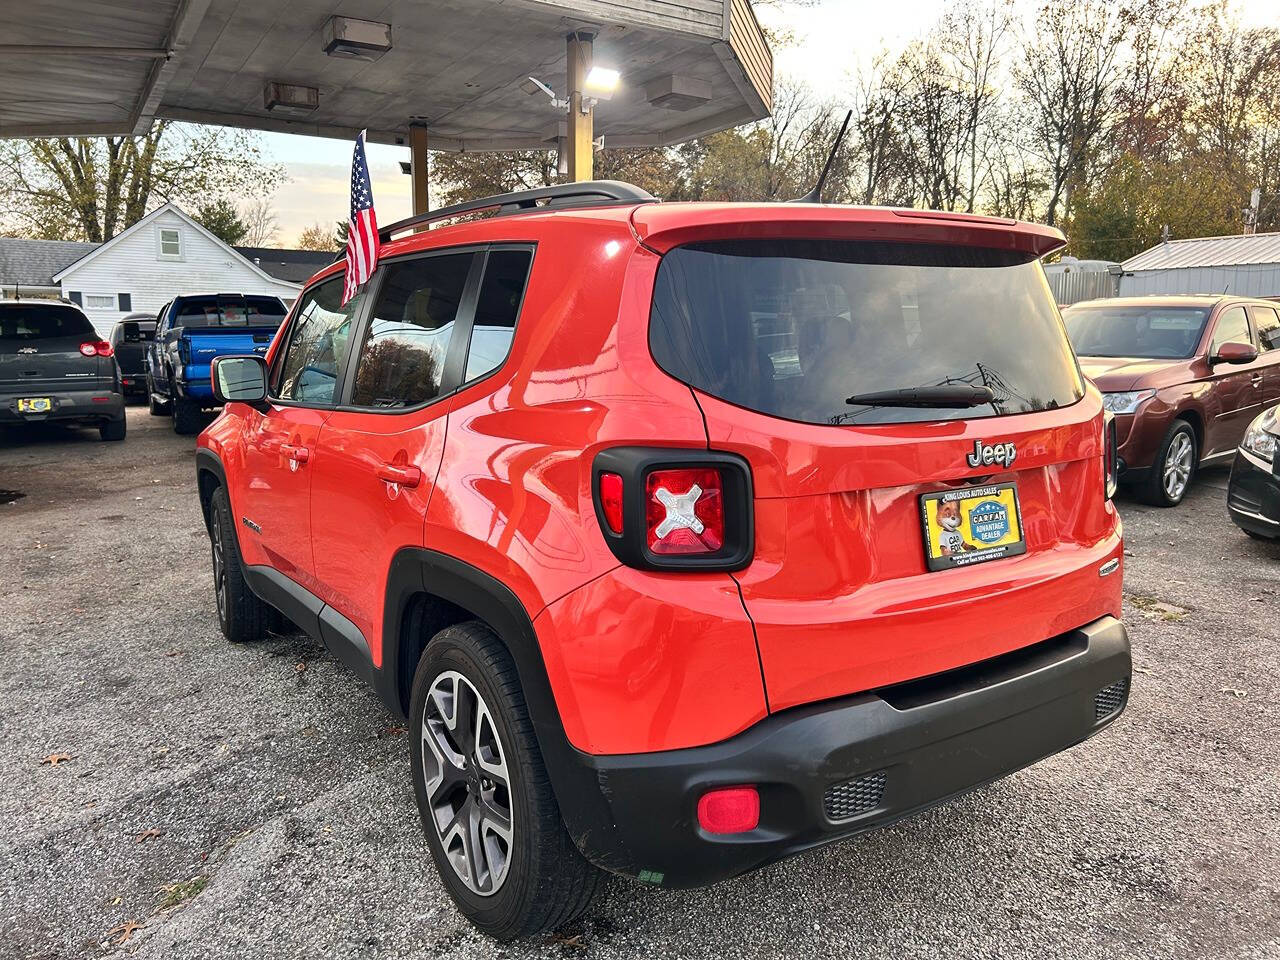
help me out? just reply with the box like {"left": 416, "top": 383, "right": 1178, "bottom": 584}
{"left": 1118, "top": 233, "right": 1280, "bottom": 298}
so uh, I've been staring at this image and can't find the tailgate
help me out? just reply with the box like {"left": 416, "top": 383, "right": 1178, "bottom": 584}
{"left": 180, "top": 325, "right": 276, "bottom": 381}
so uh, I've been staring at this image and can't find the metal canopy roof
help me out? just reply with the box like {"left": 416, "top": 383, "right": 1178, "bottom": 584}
{"left": 1, "top": 0, "right": 772, "bottom": 150}
{"left": 1123, "top": 232, "right": 1280, "bottom": 271}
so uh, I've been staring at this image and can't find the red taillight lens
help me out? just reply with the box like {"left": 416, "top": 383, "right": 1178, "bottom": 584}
{"left": 79, "top": 340, "right": 114, "bottom": 358}
{"left": 645, "top": 467, "right": 725, "bottom": 555}
{"left": 599, "top": 472, "right": 624, "bottom": 534}
{"left": 697, "top": 786, "right": 760, "bottom": 834}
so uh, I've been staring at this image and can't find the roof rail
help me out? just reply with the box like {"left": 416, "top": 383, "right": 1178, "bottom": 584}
{"left": 377, "top": 180, "right": 656, "bottom": 242}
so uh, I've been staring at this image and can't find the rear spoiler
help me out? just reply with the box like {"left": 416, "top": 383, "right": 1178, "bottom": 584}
{"left": 629, "top": 204, "right": 1066, "bottom": 259}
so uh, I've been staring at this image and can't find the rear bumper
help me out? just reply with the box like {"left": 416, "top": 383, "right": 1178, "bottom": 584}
{"left": 1227, "top": 448, "right": 1280, "bottom": 538}
{"left": 558, "top": 615, "right": 1131, "bottom": 888}
{"left": 0, "top": 390, "right": 124, "bottom": 424}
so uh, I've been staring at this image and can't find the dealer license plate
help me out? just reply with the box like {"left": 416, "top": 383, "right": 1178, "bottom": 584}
{"left": 920, "top": 482, "right": 1026, "bottom": 572}
{"left": 17, "top": 397, "right": 52, "bottom": 414}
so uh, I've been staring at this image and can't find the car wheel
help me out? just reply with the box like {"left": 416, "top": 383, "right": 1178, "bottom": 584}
{"left": 409, "top": 622, "right": 600, "bottom": 941}
{"left": 99, "top": 417, "right": 126, "bottom": 442}
{"left": 1142, "top": 420, "right": 1197, "bottom": 507}
{"left": 208, "top": 486, "right": 268, "bottom": 643}
{"left": 173, "top": 394, "right": 202, "bottom": 435}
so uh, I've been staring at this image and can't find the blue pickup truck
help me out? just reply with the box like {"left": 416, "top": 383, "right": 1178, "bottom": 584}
{"left": 146, "top": 293, "right": 288, "bottom": 434}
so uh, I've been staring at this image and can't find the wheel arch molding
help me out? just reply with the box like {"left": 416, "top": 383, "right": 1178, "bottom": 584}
{"left": 382, "top": 547, "right": 631, "bottom": 870}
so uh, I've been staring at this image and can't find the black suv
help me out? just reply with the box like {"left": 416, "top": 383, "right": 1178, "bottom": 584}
{"left": 0, "top": 300, "right": 126, "bottom": 440}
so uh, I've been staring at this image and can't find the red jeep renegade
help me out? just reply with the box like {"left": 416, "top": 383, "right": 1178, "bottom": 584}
{"left": 196, "top": 181, "right": 1132, "bottom": 939}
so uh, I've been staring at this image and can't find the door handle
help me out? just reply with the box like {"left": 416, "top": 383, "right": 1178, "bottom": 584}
{"left": 376, "top": 462, "right": 422, "bottom": 488}
{"left": 281, "top": 443, "right": 310, "bottom": 464}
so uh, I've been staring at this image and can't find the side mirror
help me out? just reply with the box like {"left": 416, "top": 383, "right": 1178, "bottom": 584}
{"left": 212, "top": 355, "right": 268, "bottom": 407}
{"left": 121, "top": 321, "right": 141, "bottom": 343}
{"left": 1211, "top": 341, "right": 1258, "bottom": 365}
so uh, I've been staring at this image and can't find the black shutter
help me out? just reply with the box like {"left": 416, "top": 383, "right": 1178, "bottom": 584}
{"left": 118, "top": 293, "right": 132, "bottom": 311}
{"left": 68, "top": 291, "right": 82, "bottom": 306}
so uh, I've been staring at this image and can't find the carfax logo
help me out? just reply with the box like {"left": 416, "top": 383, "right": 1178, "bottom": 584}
{"left": 967, "top": 440, "right": 1017, "bottom": 468}
{"left": 968, "top": 499, "right": 1010, "bottom": 544}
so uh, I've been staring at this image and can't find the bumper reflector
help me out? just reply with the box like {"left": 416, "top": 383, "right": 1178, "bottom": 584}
{"left": 697, "top": 786, "right": 759, "bottom": 834}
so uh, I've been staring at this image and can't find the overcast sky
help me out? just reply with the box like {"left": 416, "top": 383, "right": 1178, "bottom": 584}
{"left": 259, "top": 0, "right": 1280, "bottom": 244}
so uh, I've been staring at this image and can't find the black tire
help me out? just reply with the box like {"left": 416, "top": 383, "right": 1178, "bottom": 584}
{"left": 173, "top": 394, "right": 202, "bottom": 435}
{"left": 1140, "top": 420, "right": 1197, "bottom": 507}
{"left": 208, "top": 487, "right": 268, "bottom": 643}
{"left": 99, "top": 417, "right": 126, "bottom": 441}
{"left": 409, "top": 622, "right": 600, "bottom": 941}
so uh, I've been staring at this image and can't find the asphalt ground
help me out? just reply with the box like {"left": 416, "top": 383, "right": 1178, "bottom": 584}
{"left": 1, "top": 405, "right": 1277, "bottom": 960}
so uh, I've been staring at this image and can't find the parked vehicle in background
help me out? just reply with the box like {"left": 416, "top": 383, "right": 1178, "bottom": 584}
{"left": 1063, "top": 295, "right": 1280, "bottom": 506}
{"left": 109, "top": 312, "right": 156, "bottom": 400}
{"left": 1228, "top": 403, "right": 1280, "bottom": 540}
{"left": 0, "top": 300, "right": 125, "bottom": 440}
{"left": 195, "top": 182, "right": 1131, "bottom": 940}
{"left": 146, "top": 293, "right": 287, "bottom": 434}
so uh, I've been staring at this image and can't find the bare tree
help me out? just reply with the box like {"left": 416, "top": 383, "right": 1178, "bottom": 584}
{"left": 241, "top": 198, "right": 279, "bottom": 247}
{"left": 1015, "top": 0, "right": 1127, "bottom": 225}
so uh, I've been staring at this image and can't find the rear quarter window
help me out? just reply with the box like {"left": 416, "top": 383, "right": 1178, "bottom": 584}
{"left": 649, "top": 240, "right": 1083, "bottom": 425}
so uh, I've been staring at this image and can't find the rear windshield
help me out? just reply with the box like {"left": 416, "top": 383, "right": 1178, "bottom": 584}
{"left": 0, "top": 304, "right": 95, "bottom": 341}
{"left": 1063, "top": 304, "right": 1209, "bottom": 359}
{"left": 649, "top": 240, "right": 1083, "bottom": 425}
{"left": 174, "top": 296, "right": 287, "bottom": 328}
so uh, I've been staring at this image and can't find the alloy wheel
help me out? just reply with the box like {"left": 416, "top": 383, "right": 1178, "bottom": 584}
{"left": 421, "top": 670, "right": 514, "bottom": 896}
{"left": 1163, "top": 432, "right": 1193, "bottom": 501}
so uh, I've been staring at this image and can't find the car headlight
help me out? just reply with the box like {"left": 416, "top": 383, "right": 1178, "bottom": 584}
{"left": 1241, "top": 406, "right": 1278, "bottom": 463}
{"left": 1101, "top": 389, "right": 1156, "bottom": 414}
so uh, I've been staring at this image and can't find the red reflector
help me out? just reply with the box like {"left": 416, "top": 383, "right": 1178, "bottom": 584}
{"left": 599, "top": 472, "right": 624, "bottom": 534}
{"left": 697, "top": 786, "right": 759, "bottom": 834}
{"left": 645, "top": 467, "right": 724, "bottom": 555}
{"left": 91, "top": 396, "right": 112, "bottom": 404}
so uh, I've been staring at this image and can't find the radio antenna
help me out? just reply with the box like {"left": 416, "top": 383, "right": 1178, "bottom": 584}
{"left": 792, "top": 109, "right": 853, "bottom": 204}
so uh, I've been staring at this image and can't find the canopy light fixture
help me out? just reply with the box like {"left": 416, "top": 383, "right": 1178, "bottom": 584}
{"left": 584, "top": 65, "right": 620, "bottom": 98}
{"left": 264, "top": 81, "right": 319, "bottom": 116}
{"left": 646, "top": 74, "right": 712, "bottom": 111}
{"left": 322, "top": 16, "right": 392, "bottom": 61}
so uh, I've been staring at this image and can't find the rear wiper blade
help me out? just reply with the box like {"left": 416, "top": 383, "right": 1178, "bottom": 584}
{"left": 844, "top": 385, "right": 996, "bottom": 408}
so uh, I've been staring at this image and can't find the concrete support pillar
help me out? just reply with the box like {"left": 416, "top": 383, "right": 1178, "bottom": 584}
{"left": 409, "top": 123, "right": 429, "bottom": 216}
{"left": 565, "top": 31, "right": 594, "bottom": 182}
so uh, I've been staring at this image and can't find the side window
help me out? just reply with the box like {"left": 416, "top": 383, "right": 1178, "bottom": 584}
{"left": 1210, "top": 306, "right": 1251, "bottom": 355}
{"left": 1249, "top": 305, "right": 1280, "bottom": 351}
{"left": 349, "top": 253, "right": 474, "bottom": 408}
{"left": 272, "top": 277, "right": 361, "bottom": 404}
{"left": 464, "top": 249, "right": 532, "bottom": 382}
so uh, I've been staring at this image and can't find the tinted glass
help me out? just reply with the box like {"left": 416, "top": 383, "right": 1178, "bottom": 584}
{"left": 0, "top": 304, "right": 95, "bottom": 341}
{"left": 1211, "top": 306, "right": 1252, "bottom": 354}
{"left": 1063, "top": 304, "right": 1210, "bottom": 359}
{"left": 174, "top": 296, "right": 286, "bottom": 328}
{"left": 1250, "top": 305, "right": 1280, "bottom": 351}
{"left": 272, "top": 278, "right": 360, "bottom": 403}
{"left": 465, "top": 250, "right": 531, "bottom": 382}
{"left": 350, "top": 253, "right": 473, "bottom": 408}
{"left": 650, "top": 240, "right": 1082, "bottom": 425}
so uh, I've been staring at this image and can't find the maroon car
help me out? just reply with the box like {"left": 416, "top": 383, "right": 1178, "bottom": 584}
{"left": 1063, "top": 296, "right": 1280, "bottom": 506}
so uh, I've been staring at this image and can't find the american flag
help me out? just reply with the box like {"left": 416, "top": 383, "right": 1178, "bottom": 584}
{"left": 342, "top": 129, "right": 380, "bottom": 306}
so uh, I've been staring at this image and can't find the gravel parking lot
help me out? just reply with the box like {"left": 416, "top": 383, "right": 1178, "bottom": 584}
{"left": 2, "top": 405, "right": 1278, "bottom": 960}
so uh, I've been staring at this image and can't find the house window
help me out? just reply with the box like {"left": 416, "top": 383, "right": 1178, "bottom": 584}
{"left": 85, "top": 294, "right": 117, "bottom": 310}
{"left": 158, "top": 227, "right": 182, "bottom": 260}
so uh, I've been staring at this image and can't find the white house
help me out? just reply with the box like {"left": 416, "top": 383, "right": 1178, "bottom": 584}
{"left": 0, "top": 203, "right": 336, "bottom": 337}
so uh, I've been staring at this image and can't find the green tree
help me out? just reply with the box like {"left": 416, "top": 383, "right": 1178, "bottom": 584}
{"left": 0, "top": 121, "right": 283, "bottom": 242}
{"left": 194, "top": 198, "right": 249, "bottom": 246}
